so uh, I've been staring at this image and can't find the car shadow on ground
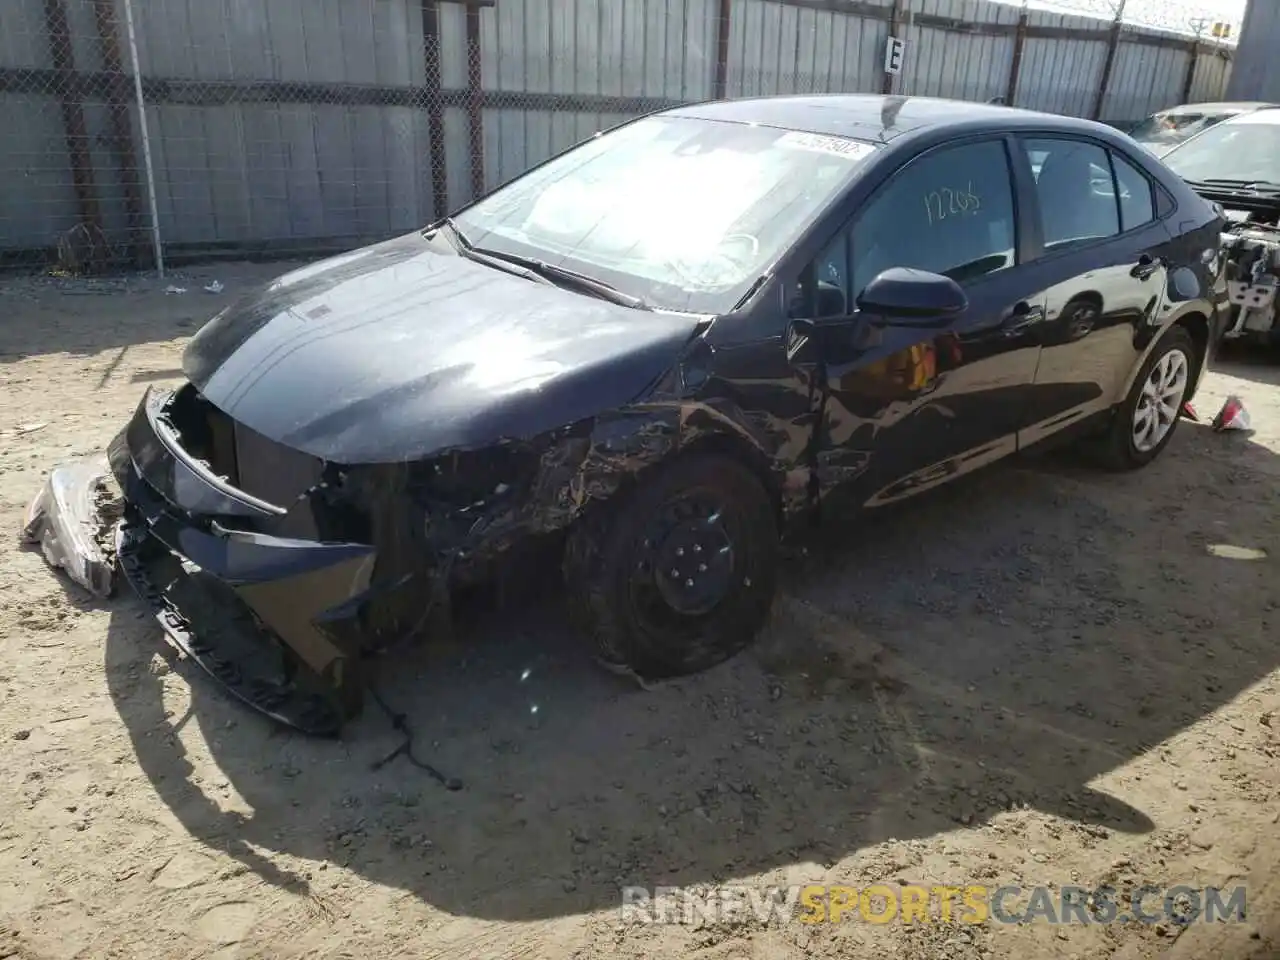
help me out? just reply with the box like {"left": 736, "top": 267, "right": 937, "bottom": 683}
{"left": 101, "top": 419, "right": 1279, "bottom": 923}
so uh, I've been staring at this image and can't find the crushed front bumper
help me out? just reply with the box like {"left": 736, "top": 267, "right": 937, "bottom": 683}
{"left": 26, "top": 387, "right": 392, "bottom": 735}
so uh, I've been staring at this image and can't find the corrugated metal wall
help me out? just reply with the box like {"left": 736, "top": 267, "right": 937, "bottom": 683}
{"left": 0, "top": 0, "right": 1236, "bottom": 266}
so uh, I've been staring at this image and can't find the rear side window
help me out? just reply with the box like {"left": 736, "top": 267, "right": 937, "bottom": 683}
{"left": 1110, "top": 152, "right": 1156, "bottom": 230}
{"left": 1023, "top": 138, "right": 1120, "bottom": 250}
{"left": 848, "top": 139, "right": 1017, "bottom": 295}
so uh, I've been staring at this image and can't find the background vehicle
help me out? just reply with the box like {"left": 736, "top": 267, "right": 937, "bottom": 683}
{"left": 1128, "top": 102, "right": 1277, "bottom": 157}
{"left": 1161, "top": 106, "right": 1280, "bottom": 346}
{"left": 32, "top": 95, "right": 1225, "bottom": 734}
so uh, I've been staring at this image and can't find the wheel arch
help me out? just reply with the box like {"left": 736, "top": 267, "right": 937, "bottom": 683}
{"left": 675, "top": 429, "right": 787, "bottom": 524}
{"left": 1115, "top": 309, "right": 1210, "bottom": 404}
{"left": 1174, "top": 310, "right": 1211, "bottom": 392}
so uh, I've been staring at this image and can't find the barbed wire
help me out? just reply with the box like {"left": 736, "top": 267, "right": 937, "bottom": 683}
{"left": 1009, "top": 0, "right": 1244, "bottom": 40}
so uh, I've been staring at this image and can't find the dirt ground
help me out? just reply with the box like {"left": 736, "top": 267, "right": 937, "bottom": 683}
{"left": 2, "top": 263, "right": 1280, "bottom": 960}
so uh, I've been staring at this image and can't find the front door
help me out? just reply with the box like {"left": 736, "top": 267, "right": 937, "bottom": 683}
{"left": 788, "top": 136, "right": 1046, "bottom": 509}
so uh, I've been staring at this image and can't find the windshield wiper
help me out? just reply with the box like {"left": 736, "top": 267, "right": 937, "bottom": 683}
{"left": 423, "top": 216, "right": 472, "bottom": 249}
{"left": 424, "top": 218, "right": 557, "bottom": 286}
{"left": 1190, "top": 178, "right": 1280, "bottom": 194}
{"left": 467, "top": 247, "right": 650, "bottom": 309}
{"left": 424, "top": 219, "right": 648, "bottom": 309}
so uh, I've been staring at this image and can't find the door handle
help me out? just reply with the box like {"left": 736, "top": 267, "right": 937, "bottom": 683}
{"left": 1130, "top": 254, "right": 1164, "bottom": 280}
{"left": 1001, "top": 300, "right": 1044, "bottom": 335}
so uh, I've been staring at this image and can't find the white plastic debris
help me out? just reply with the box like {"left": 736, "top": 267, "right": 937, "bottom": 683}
{"left": 164, "top": 285, "right": 188, "bottom": 295}
{"left": 15, "top": 422, "right": 48, "bottom": 436}
{"left": 1207, "top": 544, "right": 1268, "bottom": 561}
{"left": 1211, "top": 394, "right": 1252, "bottom": 432}
{"left": 204, "top": 280, "right": 224, "bottom": 294}
{"left": 22, "top": 457, "right": 121, "bottom": 597}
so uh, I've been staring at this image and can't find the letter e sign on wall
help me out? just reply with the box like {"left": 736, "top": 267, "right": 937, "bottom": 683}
{"left": 884, "top": 36, "right": 905, "bottom": 76}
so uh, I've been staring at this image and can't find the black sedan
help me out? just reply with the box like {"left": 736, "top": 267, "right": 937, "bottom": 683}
{"left": 26, "top": 94, "right": 1227, "bottom": 735}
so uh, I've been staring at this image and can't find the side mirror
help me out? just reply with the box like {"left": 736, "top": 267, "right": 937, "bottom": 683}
{"left": 855, "top": 267, "right": 967, "bottom": 327}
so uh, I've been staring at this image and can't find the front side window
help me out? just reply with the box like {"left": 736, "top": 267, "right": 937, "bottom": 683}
{"left": 1023, "top": 138, "right": 1120, "bottom": 250}
{"left": 452, "top": 116, "right": 878, "bottom": 314}
{"left": 790, "top": 139, "right": 1016, "bottom": 319}
{"left": 848, "top": 139, "right": 1017, "bottom": 297}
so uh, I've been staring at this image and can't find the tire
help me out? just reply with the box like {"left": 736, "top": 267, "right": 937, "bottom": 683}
{"left": 563, "top": 452, "right": 779, "bottom": 680}
{"left": 1092, "top": 325, "right": 1196, "bottom": 471}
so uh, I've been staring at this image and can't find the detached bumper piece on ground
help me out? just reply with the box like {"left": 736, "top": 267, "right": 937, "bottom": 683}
{"left": 24, "top": 387, "right": 392, "bottom": 736}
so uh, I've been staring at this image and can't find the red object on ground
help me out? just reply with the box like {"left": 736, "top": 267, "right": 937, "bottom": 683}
{"left": 1212, "top": 395, "right": 1252, "bottom": 432}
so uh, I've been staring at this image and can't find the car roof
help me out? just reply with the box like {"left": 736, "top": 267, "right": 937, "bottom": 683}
{"left": 662, "top": 94, "right": 1113, "bottom": 144}
{"left": 1160, "top": 101, "right": 1278, "bottom": 115}
{"left": 1226, "top": 105, "right": 1280, "bottom": 119}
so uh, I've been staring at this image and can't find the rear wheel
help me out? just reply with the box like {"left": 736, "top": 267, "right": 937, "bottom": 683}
{"left": 563, "top": 453, "right": 778, "bottom": 679}
{"left": 1093, "top": 326, "right": 1195, "bottom": 470}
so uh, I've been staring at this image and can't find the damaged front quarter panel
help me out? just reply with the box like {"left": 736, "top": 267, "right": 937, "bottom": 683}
{"left": 368, "top": 397, "right": 796, "bottom": 603}
{"left": 330, "top": 326, "right": 811, "bottom": 650}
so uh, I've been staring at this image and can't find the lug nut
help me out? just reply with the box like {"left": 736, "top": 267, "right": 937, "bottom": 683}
{"left": 694, "top": 544, "right": 702, "bottom": 553}
{"left": 676, "top": 547, "right": 684, "bottom": 557}
{"left": 670, "top": 568, "right": 680, "bottom": 577}
{"left": 699, "top": 563, "right": 707, "bottom": 572}
{"left": 685, "top": 578, "right": 694, "bottom": 587}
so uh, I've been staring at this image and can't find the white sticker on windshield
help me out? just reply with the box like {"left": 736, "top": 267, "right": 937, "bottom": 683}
{"left": 776, "top": 130, "right": 875, "bottom": 162}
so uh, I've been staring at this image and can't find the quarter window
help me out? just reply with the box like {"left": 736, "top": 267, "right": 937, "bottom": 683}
{"left": 1111, "top": 152, "right": 1156, "bottom": 231}
{"left": 1023, "top": 138, "right": 1120, "bottom": 249}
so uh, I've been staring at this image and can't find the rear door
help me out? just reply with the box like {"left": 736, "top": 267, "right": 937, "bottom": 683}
{"left": 786, "top": 135, "right": 1047, "bottom": 508}
{"left": 1013, "top": 135, "right": 1179, "bottom": 446}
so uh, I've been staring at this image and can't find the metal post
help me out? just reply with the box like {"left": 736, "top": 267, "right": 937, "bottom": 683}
{"left": 713, "top": 0, "right": 732, "bottom": 100}
{"left": 464, "top": 0, "right": 485, "bottom": 202}
{"left": 91, "top": 0, "right": 146, "bottom": 267}
{"left": 120, "top": 0, "right": 164, "bottom": 277}
{"left": 1006, "top": 11, "right": 1028, "bottom": 107}
{"left": 421, "top": 0, "right": 449, "bottom": 219}
{"left": 1092, "top": 0, "right": 1127, "bottom": 121}
{"left": 1180, "top": 31, "right": 1202, "bottom": 106}
{"left": 43, "top": 0, "right": 101, "bottom": 232}
{"left": 882, "top": 0, "right": 904, "bottom": 95}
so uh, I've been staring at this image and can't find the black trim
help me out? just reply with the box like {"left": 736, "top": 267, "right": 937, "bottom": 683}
{"left": 1006, "top": 132, "right": 1044, "bottom": 263}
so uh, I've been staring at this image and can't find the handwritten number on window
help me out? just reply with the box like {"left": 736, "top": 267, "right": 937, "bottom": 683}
{"left": 923, "top": 183, "right": 981, "bottom": 225}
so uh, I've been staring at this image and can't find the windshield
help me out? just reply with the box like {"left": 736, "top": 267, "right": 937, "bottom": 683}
{"left": 1162, "top": 114, "right": 1280, "bottom": 184}
{"left": 450, "top": 115, "right": 877, "bottom": 313}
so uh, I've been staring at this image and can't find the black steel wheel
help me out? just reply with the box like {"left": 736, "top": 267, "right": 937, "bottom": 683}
{"left": 563, "top": 452, "right": 779, "bottom": 680}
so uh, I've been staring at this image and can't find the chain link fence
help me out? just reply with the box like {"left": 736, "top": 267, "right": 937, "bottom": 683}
{"left": 0, "top": 0, "right": 1242, "bottom": 275}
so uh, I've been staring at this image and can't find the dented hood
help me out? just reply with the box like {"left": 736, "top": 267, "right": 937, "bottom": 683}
{"left": 182, "top": 232, "right": 703, "bottom": 463}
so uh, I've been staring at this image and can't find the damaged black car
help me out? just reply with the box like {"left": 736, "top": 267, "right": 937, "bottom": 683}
{"left": 26, "top": 95, "right": 1225, "bottom": 735}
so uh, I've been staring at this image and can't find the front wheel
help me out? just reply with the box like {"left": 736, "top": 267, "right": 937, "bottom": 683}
{"left": 1093, "top": 326, "right": 1196, "bottom": 470}
{"left": 563, "top": 452, "right": 779, "bottom": 680}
